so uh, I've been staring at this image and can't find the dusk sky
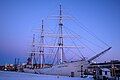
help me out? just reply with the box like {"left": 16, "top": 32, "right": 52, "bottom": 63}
{"left": 0, "top": 0, "right": 120, "bottom": 65}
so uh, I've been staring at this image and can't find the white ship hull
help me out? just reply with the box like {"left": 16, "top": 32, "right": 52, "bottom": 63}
{"left": 35, "top": 60, "right": 89, "bottom": 77}
{"left": 23, "top": 68, "right": 35, "bottom": 73}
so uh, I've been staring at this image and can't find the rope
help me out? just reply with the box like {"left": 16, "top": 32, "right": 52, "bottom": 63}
{"left": 63, "top": 26, "right": 85, "bottom": 59}
{"left": 61, "top": 5, "right": 110, "bottom": 47}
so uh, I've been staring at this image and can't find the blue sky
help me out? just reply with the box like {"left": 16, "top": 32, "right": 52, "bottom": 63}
{"left": 0, "top": 0, "right": 120, "bottom": 65}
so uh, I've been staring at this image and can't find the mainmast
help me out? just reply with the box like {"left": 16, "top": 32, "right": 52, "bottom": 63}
{"left": 57, "top": 4, "right": 64, "bottom": 64}
{"left": 39, "top": 20, "right": 45, "bottom": 68}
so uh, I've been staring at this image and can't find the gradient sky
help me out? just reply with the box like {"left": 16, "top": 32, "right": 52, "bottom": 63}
{"left": 0, "top": 0, "right": 120, "bottom": 65}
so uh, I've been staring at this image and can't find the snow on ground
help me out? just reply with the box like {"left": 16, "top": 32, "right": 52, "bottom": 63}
{"left": 0, "top": 71, "right": 93, "bottom": 80}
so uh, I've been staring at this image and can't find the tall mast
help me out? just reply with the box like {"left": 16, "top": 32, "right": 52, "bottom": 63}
{"left": 31, "top": 34, "right": 36, "bottom": 68}
{"left": 39, "top": 20, "right": 45, "bottom": 68}
{"left": 57, "top": 4, "right": 64, "bottom": 64}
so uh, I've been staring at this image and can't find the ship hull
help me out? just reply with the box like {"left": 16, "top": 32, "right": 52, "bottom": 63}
{"left": 35, "top": 60, "right": 89, "bottom": 77}
{"left": 23, "top": 68, "right": 35, "bottom": 73}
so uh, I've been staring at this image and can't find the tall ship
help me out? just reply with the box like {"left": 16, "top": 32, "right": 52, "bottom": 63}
{"left": 23, "top": 5, "right": 111, "bottom": 77}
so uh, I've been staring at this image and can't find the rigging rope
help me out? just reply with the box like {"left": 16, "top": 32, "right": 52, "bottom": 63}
{"left": 63, "top": 26, "right": 84, "bottom": 59}
{"left": 63, "top": 26, "right": 97, "bottom": 54}
{"left": 72, "top": 17, "right": 110, "bottom": 47}
{"left": 61, "top": 5, "right": 110, "bottom": 47}
{"left": 64, "top": 26, "right": 104, "bottom": 49}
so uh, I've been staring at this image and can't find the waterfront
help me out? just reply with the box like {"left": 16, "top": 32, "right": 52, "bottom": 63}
{"left": 0, "top": 71, "right": 93, "bottom": 80}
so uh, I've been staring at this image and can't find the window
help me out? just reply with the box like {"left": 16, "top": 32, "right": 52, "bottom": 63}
{"left": 99, "top": 70, "right": 102, "bottom": 75}
{"left": 105, "top": 71, "right": 107, "bottom": 75}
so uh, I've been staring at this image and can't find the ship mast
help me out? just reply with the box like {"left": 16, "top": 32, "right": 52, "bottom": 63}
{"left": 39, "top": 20, "right": 45, "bottom": 68}
{"left": 31, "top": 34, "right": 36, "bottom": 68}
{"left": 57, "top": 4, "right": 64, "bottom": 64}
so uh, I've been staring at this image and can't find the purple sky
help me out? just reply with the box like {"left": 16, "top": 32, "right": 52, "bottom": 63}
{"left": 0, "top": 0, "right": 120, "bottom": 65}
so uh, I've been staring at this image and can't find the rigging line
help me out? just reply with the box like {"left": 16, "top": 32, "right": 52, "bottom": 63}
{"left": 51, "top": 30, "right": 61, "bottom": 65}
{"left": 71, "top": 17, "right": 110, "bottom": 47}
{"left": 63, "top": 26, "right": 84, "bottom": 59}
{"left": 79, "top": 40, "right": 96, "bottom": 53}
{"left": 42, "top": 22, "right": 57, "bottom": 35}
{"left": 43, "top": 36, "right": 56, "bottom": 64}
{"left": 56, "top": 48, "right": 60, "bottom": 64}
{"left": 42, "top": 27, "right": 58, "bottom": 65}
{"left": 67, "top": 48, "right": 82, "bottom": 61}
{"left": 54, "top": 37, "right": 61, "bottom": 64}
{"left": 44, "top": 4, "right": 60, "bottom": 20}
{"left": 81, "top": 37, "right": 104, "bottom": 49}
{"left": 65, "top": 36, "right": 84, "bottom": 60}
{"left": 52, "top": 49, "right": 58, "bottom": 65}
{"left": 54, "top": 28, "right": 65, "bottom": 64}
{"left": 49, "top": 30, "right": 60, "bottom": 64}
{"left": 62, "top": 46, "right": 78, "bottom": 62}
{"left": 44, "top": 5, "right": 64, "bottom": 33}
{"left": 64, "top": 26, "right": 96, "bottom": 54}
{"left": 68, "top": 54, "right": 77, "bottom": 61}
{"left": 43, "top": 11, "right": 59, "bottom": 34}
{"left": 61, "top": 6, "right": 109, "bottom": 47}
{"left": 46, "top": 6, "right": 63, "bottom": 62}
{"left": 63, "top": 26, "right": 104, "bottom": 49}
{"left": 43, "top": 23, "right": 59, "bottom": 46}
{"left": 62, "top": 48, "right": 70, "bottom": 62}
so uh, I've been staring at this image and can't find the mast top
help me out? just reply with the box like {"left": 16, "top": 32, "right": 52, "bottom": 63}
{"left": 32, "top": 34, "right": 35, "bottom": 44}
{"left": 59, "top": 4, "right": 62, "bottom": 16}
{"left": 41, "top": 20, "right": 44, "bottom": 32}
{"left": 42, "top": 20, "right": 43, "bottom": 24}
